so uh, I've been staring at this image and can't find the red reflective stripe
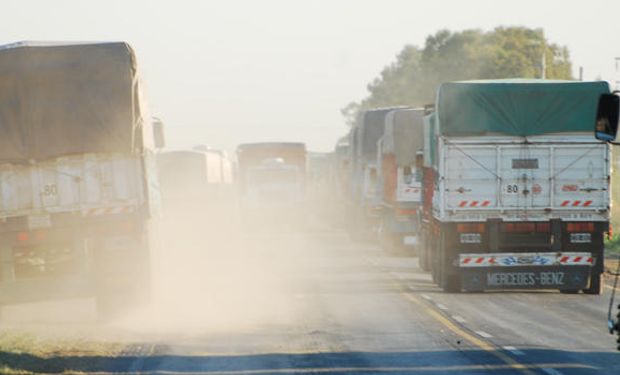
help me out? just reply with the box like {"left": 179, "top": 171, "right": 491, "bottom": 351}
{"left": 459, "top": 201, "right": 467, "bottom": 207}
{"left": 470, "top": 201, "right": 479, "bottom": 207}
{"left": 560, "top": 256, "right": 569, "bottom": 263}
{"left": 587, "top": 257, "right": 593, "bottom": 264}
{"left": 462, "top": 258, "right": 471, "bottom": 264}
{"left": 481, "top": 201, "right": 490, "bottom": 207}
{"left": 583, "top": 200, "right": 592, "bottom": 207}
{"left": 573, "top": 256, "right": 582, "bottom": 263}
{"left": 561, "top": 201, "right": 570, "bottom": 206}
{"left": 572, "top": 201, "right": 581, "bottom": 207}
{"left": 475, "top": 257, "right": 485, "bottom": 264}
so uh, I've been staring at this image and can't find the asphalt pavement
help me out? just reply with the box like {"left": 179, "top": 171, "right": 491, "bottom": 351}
{"left": 126, "top": 226, "right": 620, "bottom": 374}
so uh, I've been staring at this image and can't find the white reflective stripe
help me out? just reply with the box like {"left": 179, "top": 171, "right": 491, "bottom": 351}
{"left": 81, "top": 205, "right": 135, "bottom": 216}
{"left": 459, "top": 252, "right": 593, "bottom": 267}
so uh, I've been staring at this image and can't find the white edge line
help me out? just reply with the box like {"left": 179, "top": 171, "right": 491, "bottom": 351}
{"left": 474, "top": 330, "right": 493, "bottom": 338}
{"left": 452, "top": 315, "right": 466, "bottom": 323}
{"left": 421, "top": 294, "right": 432, "bottom": 300}
{"left": 502, "top": 346, "right": 525, "bottom": 356}
{"left": 436, "top": 303, "right": 449, "bottom": 311}
{"left": 541, "top": 368, "right": 564, "bottom": 375}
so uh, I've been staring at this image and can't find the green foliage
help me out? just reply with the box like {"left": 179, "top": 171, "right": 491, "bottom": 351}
{"left": 342, "top": 26, "right": 573, "bottom": 125}
{"left": 606, "top": 234, "right": 620, "bottom": 257}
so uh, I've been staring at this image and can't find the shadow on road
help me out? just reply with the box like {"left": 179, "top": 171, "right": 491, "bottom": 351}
{"left": 0, "top": 348, "right": 614, "bottom": 374}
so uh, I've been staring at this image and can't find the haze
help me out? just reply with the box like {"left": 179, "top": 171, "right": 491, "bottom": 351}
{"left": 1, "top": 0, "right": 618, "bottom": 152}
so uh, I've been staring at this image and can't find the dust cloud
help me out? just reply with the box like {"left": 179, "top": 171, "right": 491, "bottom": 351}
{"left": 0, "top": 164, "right": 353, "bottom": 350}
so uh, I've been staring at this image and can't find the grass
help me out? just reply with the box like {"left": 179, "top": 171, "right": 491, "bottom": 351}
{"left": 605, "top": 234, "right": 620, "bottom": 257}
{"left": 0, "top": 330, "right": 127, "bottom": 374}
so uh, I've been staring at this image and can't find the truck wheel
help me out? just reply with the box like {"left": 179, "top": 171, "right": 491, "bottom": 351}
{"left": 430, "top": 237, "right": 440, "bottom": 284}
{"left": 442, "top": 274, "right": 462, "bottom": 293}
{"left": 94, "top": 235, "right": 151, "bottom": 322}
{"left": 419, "top": 240, "right": 428, "bottom": 272}
{"left": 583, "top": 272, "right": 602, "bottom": 295}
{"left": 419, "top": 235, "right": 431, "bottom": 272}
{"left": 439, "top": 232, "right": 461, "bottom": 293}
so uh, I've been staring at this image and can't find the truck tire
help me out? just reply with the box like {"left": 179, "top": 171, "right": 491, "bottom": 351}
{"left": 420, "top": 235, "right": 431, "bottom": 272}
{"left": 430, "top": 236, "right": 440, "bottom": 284}
{"left": 94, "top": 234, "right": 151, "bottom": 322}
{"left": 583, "top": 272, "right": 602, "bottom": 295}
{"left": 419, "top": 237, "right": 428, "bottom": 272}
{"left": 439, "top": 231, "right": 461, "bottom": 293}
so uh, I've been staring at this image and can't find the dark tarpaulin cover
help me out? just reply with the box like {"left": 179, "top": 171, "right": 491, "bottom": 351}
{"left": 0, "top": 42, "right": 145, "bottom": 161}
{"left": 437, "top": 79, "right": 610, "bottom": 137}
{"left": 358, "top": 108, "right": 403, "bottom": 161}
{"left": 383, "top": 108, "right": 425, "bottom": 167}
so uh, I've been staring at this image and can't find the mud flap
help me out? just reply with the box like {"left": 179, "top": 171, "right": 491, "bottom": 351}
{"left": 461, "top": 266, "right": 591, "bottom": 291}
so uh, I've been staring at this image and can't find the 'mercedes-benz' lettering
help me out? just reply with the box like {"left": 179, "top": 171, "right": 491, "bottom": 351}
{"left": 487, "top": 272, "right": 535, "bottom": 286}
{"left": 486, "top": 272, "right": 565, "bottom": 287}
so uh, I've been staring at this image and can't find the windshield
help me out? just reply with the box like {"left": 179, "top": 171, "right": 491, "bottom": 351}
{"left": 248, "top": 167, "right": 300, "bottom": 184}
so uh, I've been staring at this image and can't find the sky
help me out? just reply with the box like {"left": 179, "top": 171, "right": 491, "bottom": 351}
{"left": 1, "top": 0, "right": 619, "bottom": 153}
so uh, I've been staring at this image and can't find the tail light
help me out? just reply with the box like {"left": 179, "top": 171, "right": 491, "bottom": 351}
{"left": 566, "top": 222, "right": 595, "bottom": 233}
{"left": 17, "top": 232, "right": 29, "bottom": 242}
{"left": 396, "top": 208, "right": 417, "bottom": 216}
{"left": 456, "top": 223, "right": 485, "bottom": 233}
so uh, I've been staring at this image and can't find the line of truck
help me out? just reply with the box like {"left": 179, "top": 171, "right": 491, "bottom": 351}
{"left": 0, "top": 40, "right": 611, "bottom": 324}
{"left": 335, "top": 79, "right": 611, "bottom": 294}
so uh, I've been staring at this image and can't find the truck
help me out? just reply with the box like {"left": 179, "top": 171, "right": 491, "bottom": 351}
{"left": 592, "top": 91, "right": 620, "bottom": 348}
{"left": 157, "top": 148, "right": 233, "bottom": 216}
{"left": 419, "top": 79, "right": 610, "bottom": 294}
{"left": 0, "top": 42, "right": 163, "bottom": 318}
{"left": 327, "top": 140, "right": 351, "bottom": 229}
{"left": 348, "top": 107, "right": 404, "bottom": 239}
{"left": 236, "top": 142, "right": 307, "bottom": 223}
{"left": 376, "top": 108, "right": 424, "bottom": 250}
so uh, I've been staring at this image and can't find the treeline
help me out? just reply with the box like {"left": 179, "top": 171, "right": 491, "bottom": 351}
{"left": 342, "top": 27, "right": 573, "bottom": 125}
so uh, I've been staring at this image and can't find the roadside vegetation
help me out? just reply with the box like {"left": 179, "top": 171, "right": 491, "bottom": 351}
{"left": 0, "top": 330, "right": 126, "bottom": 374}
{"left": 342, "top": 26, "right": 573, "bottom": 124}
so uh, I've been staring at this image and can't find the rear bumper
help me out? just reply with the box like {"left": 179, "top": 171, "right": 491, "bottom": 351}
{"left": 461, "top": 265, "right": 592, "bottom": 291}
{"left": 0, "top": 274, "right": 95, "bottom": 305}
{"left": 459, "top": 252, "right": 594, "bottom": 290}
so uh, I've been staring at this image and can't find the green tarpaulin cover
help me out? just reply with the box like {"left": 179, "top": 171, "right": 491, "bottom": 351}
{"left": 436, "top": 79, "right": 610, "bottom": 137}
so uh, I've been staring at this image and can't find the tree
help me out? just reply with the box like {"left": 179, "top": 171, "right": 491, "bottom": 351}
{"left": 342, "top": 27, "right": 573, "bottom": 125}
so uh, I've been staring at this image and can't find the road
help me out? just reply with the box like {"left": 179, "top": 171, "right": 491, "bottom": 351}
{"left": 137, "top": 223, "right": 619, "bottom": 374}
{"left": 1, "top": 225, "right": 619, "bottom": 374}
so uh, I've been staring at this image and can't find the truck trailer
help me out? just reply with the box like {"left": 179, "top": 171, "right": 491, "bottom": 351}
{"left": 376, "top": 108, "right": 425, "bottom": 250}
{"left": 157, "top": 148, "right": 233, "bottom": 216}
{"left": 419, "top": 79, "right": 610, "bottom": 294}
{"left": 348, "top": 108, "right": 405, "bottom": 239}
{"left": 0, "top": 42, "right": 163, "bottom": 317}
{"left": 236, "top": 142, "right": 307, "bottom": 224}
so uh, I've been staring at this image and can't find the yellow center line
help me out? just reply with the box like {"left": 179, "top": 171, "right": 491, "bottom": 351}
{"left": 401, "top": 293, "right": 537, "bottom": 375}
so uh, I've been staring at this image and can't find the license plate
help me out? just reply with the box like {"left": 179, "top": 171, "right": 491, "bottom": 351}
{"left": 403, "top": 236, "right": 418, "bottom": 245}
{"left": 460, "top": 233, "right": 481, "bottom": 243}
{"left": 28, "top": 214, "right": 51, "bottom": 230}
{"left": 570, "top": 233, "right": 591, "bottom": 243}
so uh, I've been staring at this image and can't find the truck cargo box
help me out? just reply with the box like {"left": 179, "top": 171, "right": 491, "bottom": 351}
{"left": 0, "top": 41, "right": 154, "bottom": 161}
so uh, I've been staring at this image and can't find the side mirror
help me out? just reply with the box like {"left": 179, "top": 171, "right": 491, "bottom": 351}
{"left": 595, "top": 93, "right": 620, "bottom": 143}
{"left": 152, "top": 117, "right": 166, "bottom": 149}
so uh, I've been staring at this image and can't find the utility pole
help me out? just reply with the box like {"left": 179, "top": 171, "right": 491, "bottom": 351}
{"left": 541, "top": 52, "right": 546, "bottom": 79}
{"left": 615, "top": 57, "right": 620, "bottom": 90}
{"left": 579, "top": 66, "right": 583, "bottom": 81}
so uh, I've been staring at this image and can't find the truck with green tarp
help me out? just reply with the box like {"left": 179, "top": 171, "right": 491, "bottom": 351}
{"left": 418, "top": 79, "right": 610, "bottom": 294}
